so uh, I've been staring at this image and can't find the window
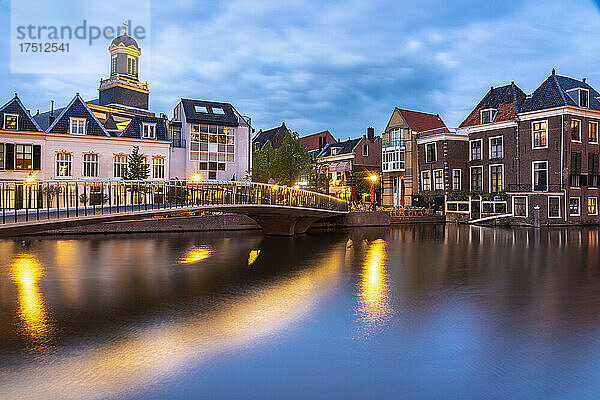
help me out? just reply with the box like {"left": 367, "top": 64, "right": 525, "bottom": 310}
{"left": 195, "top": 105, "right": 208, "bottom": 113}
{"left": 425, "top": 143, "right": 437, "bottom": 163}
{"left": 190, "top": 125, "right": 235, "bottom": 166}
{"left": 588, "top": 197, "right": 598, "bottom": 216}
{"left": 212, "top": 107, "right": 225, "bottom": 115}
{"left": 382, "top": 148, "right": 405, "bottom": 171}
{"left": 548, "top": 196, "right": 560, "bottom": 218}
{"left": 15, "top": 144, "right": 33, "bottom": 170}
{"left": 142, "top": 123, "right": 156, "bottom": 139}
{"left": 433, "top": 169, "right": 443, "bottom": 190}
{"left": 4, "top": 114, "right": 18, "bottom": 130}
{"left": 470, "top": 140, "right": 482, "bottom": 161}
{"left": 152, "top": 156, "right": 165, "bottom": 179}
{"left": 470, "top": 166, "right": 483, "bottom": 191}
{"left": 569, "top": 197, "right": 581, "bottom": 216}
{"left": 0, "top": 143, "right": 4, "bottom": 170}
{"left": 452, "top": 169, "right": 461, "bottom": 190}
{"left": 331, "top": 147, "right": 339, "bottom": 156}
{"left": 490, "top": 164, "right": 503, "bottom": 192}
{"left": 127, "top": 56, "right": 137, "bottom": 76}
{"left": 513, "top": 196, "right": 528, "bottom": 217}
{"left": 113, "top": 155, "right": 127, "bottom": 178}
{"left": 111, "top": 54, "right": 117, "bottom": 75}
{"left": 581, "top": 89, "right": 589, "bottom": 107}
{"left": 362, "top": 144, "right": 368, "bottom": 157}
{"left": 571, "top": 119, "right": 581, "bottom": 142}
{"left": 589, "top": 153, "right": 599, "bottom": 187}
{"left": 532, "top": 161, "right": 548, "bottom": 191}
{"left": 571, "top": 152, "right": 582, "bottom": 187}
{"left": 489, "top": 136, "right": 503, "bottom": 159}
{"left": 254, "top": 142, "right": 260, "bottom": 152}
{"left": 56, "top": 152, "right": 72, "bottom": 177}
{"left": 590, "top": 122, "right": 598, "bottom": 144}
{"left": 532, "top": 121, "right": 547, "bottom": 148}
{"left": 480, "top": 108, "right": 497, "bottom": 124}
{"left": 421, "top": 171, "right": 431, "bottom": 191}
{"left": 69, "top": 118, "right": 86, "bottom": 135}
{"left": 83, "top": 153, "right": 99, "bottom": 177}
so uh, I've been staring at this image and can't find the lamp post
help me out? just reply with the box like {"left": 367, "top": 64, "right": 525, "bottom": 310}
{"left": 369, "top": 174, "right": 378, "bottom": 205}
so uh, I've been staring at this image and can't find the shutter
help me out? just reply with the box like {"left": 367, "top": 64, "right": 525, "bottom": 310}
{"left": 5, "top": 143, "right": 14, "bottom": 170}
{"left": 33, "top": 145, "right": 41, "bottom": 170}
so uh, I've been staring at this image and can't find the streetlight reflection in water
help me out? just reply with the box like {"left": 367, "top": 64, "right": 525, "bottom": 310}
{"left": 178, "top": 245, "right": 215, "bottom": 264}
{"left": 357, "top": 239, "right": 391, "bottom": 331}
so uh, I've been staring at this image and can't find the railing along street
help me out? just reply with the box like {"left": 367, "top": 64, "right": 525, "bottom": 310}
{"left": 0, "top": 180, "right": 348, "bottom": 224}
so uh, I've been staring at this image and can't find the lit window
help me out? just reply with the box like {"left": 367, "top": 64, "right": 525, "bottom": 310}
{"left": 513, "top": 196, "right": 528, "bottom": 217}
{"left": 425, "top": 143, "right": 437, "bottom": 162}
{"left": 4, "top": 114, "right": 18, "bottom": 130}
{"left": 569, "top": 197, "right": 581, "bottom": 216}
{"left": 480, "top": 108, "right": 497, "bottom": 124}
{"left": 589, "top": 122, "right": 598, "bottom": 144}
{"left": 422, "top": 171, "right": 431, "bottom": 191}
{"left": 152, "top": 156, "right": 165, "bottom": 179}
{"left": 195, "top": 105, "right": 208, "bottom": 113}
{"left": 69, "top": 118, "right": 86, "bottom": 135}
{"left": 111, "top": 54, "right": 117, "bottom": 75}
{"left": 433, "top": 169, "right": 443, "bottom": 190}
{"left": 212, "top": 107, "right": 225, "bottom": 115}
{"left": 490, "top": 136, "right": 503, "bottom": 159}
{"left": 142, "top": 123, "right": 156, "bottom": 139}
{"left": 15, "top": 144, "right": 32, "bottom": 170}
{"left": 83, "top": 153, "right": 99, "bottom": 177}
{"left": 588, "top": 197, "right": 598, "bottom": 215}
{"left": 532, "top": 121, "right": 547, "bottom": 148}
{"left": 56, "top": 152, "right": 72, "bottom": 177}
{"left": 471, "top": 166, "right": 483, "bottom": 191}
{"left": 113, "top": 155, "right": 128, "bottom": 179}
{"left": 571, "top": 119, "right": 581, "bottom": 142}
{"left": 548, "top": 196, "right": 560, "bottom": 218}
{"left": 490, "top": 165, "right": 503, "bottom": 192}
{"left": 470, "top": 140, "right": 482, "bottom": 161}
{"left": 452, "top": 169, "right": 461, "bottom": 190}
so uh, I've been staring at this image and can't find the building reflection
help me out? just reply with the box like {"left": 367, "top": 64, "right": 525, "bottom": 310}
{"left": 357, "top": 238, "right": 391, "bottom": 331}
{"left": 9, "top": 255, "right": 53, "bottom": 343}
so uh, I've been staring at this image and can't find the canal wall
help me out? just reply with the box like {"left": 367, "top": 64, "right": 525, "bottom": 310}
{"left": 310, "top": 211, "right": 390, "bottom": 229}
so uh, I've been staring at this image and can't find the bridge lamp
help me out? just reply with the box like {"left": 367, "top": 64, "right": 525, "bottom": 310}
{"left": 293, "top": 185, "right": 300, "bottom": 190}
{"left": 25, "top": 174, "right": 36, "bottom": 184}
{"left": 192, "top": 173, "right": 202, "bottom": 182}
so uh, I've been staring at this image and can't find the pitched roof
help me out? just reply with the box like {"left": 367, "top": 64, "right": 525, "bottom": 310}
{"left": 46, "top": 94, "right": 109, "bottom": 136}
{"left": 253, "top": 122, "right": 288, "bottom": 150}
{"left": 521, "top": 72, "right": 600, "bottom": 112}
{"left": 299, "top": 130, "right": 336, "bottom": 151}
{"left": 459, "top": 83, "right": 526, "bottom": 127}
{"left": 0, "top": 95, "right": 42, "bottom": 132}
{"left": 317, "top": 138, "right": 361, "bottom": 158}
{"left": 180, "top": 98, "right": 240, "bottom": 126}
{"left": 396, "top": 108, "right": 450, "bottom": 134}
{"left": 120, "top": 114, "right": 168, "bottom": 140}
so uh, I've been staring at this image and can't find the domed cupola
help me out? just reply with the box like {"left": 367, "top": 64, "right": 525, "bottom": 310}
{"left": 99, "top": 25, "right": 149, "bottom": 110}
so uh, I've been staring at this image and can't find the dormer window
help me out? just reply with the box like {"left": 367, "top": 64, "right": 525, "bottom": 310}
{"left": 480, "top": 108, "right": 497, "bottom": 124}
{"left": 69, "top": 117, "right": 86, "bottom": 135}
{"left": 4, "top": 114, "right": 18, "bottom": 130}
{"left": 567, "top": 88, "right": 589, "bottom": 108}
{"left": 142, "top": 123, "right": 156, "bottom": 139}
{"left": 331, "top": 147, "right": 339, "bottom": 156}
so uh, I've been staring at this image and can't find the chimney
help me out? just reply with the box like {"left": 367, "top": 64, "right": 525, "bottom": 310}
{"left": 583, "top": 78, "right": 587, "bottom": 83}
{"left": 552, "top": 68, "right": 556, "bottom": 75}
{"left": 367, "top": 126, "right": 375, "bottom": 141}
{"left": 49, "top": 100, "right": 55, "bottom": 125}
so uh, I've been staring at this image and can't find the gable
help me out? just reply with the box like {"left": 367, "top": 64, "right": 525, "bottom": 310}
{"left": 48, "top": 96, "right": 108, "bottom": 136}
{"left": 0, "top": 97, "right": 41, "bottom": 132}
{"left": 121, "top": 115, "right": 168, "bottom": 140}
{"left": 386, "top": 109, "right": 408, "bottom": 131}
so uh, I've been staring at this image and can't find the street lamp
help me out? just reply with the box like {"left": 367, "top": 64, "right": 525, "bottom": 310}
{"left": 192, "top": 173, "right": 202, "bottom": 182}
{"left": 368, "top": 174, "right": 378, "bottom": 205}
{"left": 25, "top": 174, "right": 36, "bottom": 184}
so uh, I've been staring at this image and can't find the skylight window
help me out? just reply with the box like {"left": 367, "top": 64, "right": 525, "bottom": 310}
{"left": 212, "top": 107, "right": 225, "bottom": 115}
{"left": 195, "top": 105, "right": 208, "bottom": 113}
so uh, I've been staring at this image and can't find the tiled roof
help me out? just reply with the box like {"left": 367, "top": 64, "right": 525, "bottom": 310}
{"left": 299, "top": 130, "right": 336, "bottom": 151}
{"left": 521, "top": 73, "right": 600, "bottom": 112}
{"left": 180, "top": 99, "right": 240, "bottom": 126}
{"left": 253, "top": 122, "right": 288, "bottom": 150}
{"left": 317, "top": 138, "right": 361, "bottom": 158}
{"left": 396, "top": 108, "right": 450, "bottom": 134}
{"left": 459, "top": 83, "right": 526, "bottom": 127}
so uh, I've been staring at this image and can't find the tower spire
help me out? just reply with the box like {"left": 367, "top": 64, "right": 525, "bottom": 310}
{"left": 123, "top": 21, "right": 128, "bottom": 35}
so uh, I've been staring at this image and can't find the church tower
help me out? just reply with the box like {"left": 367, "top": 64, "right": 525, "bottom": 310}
{"left": 98, "top": 28, "right": 149, "bottom": 110}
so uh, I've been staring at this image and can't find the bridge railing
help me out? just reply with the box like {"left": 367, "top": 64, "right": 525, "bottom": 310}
{"left": 0, "top": 180, "right": 348, "bottom": 224}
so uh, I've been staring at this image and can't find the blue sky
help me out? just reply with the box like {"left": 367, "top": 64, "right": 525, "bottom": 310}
{"left": 1, "top": 0, "right": 600, "bottom": 138}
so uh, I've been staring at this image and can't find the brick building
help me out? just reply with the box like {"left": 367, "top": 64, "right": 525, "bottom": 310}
{"left": 299, "top": 130, "right": 336, "bottom": 160}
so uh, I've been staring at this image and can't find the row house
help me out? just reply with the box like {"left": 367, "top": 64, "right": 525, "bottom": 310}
{"left": 459, "top": 70, "right": 600, "bottom": 225}
{"left": 381, "top": 108, "right": 449, "bottom": 207}
{"left": 416, "top": 131, "right": 469, "bottom": 210}
{"left": 252, "top": 122, "right": 288, "bottom": 152}
{"left": 299, "top": 130, "right": 336, "bottom": 160}
{"left": 316, "top": 128, "right": 381, "bottom": 201}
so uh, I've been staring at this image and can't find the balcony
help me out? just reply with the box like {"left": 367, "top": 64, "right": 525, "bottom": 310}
{"left": 382, "top": 139, "right": 405, "bottom": 148}
{"left": 508, "top": 183, "right": 563, "bottom": 192}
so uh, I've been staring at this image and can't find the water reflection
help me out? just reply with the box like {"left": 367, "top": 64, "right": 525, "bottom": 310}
{"left": 178, "top": 245, "right": 214, "bottom": 264}
{"left": 247, "top": 250, "right": 260, "bottom": 266}
{"left": 357, "top": 238, "right": 391, "bottom": 331}
{"left": 9, "top": 255, "right": 53, "bottom": 343}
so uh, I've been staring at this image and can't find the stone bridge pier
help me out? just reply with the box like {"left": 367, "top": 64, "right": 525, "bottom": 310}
{"left": 246, "top": 214, "right": 323, "bottom": 235}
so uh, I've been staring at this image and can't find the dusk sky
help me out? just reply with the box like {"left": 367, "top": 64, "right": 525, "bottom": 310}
{"left": 1, "top": 0, "right": 600, "bottom": 138}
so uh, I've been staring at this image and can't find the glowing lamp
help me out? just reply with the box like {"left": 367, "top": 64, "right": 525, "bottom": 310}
{"left": 192, "top": 173, "right": 202, "bottom": 182}
{"left": 369, "top": 175, "right": 378, "bottom": 182}
{"left": 25, "top": 174, "right": 36, "bottom": 184}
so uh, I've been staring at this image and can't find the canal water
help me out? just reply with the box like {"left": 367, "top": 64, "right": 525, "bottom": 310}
{"left": 1, "top": 225, "right": 600, "bottom": 399}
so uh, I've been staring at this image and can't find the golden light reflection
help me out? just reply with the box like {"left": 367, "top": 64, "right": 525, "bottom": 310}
{"left": 9, "top": 255, "right": 53, "bottom": 343}
{"left": 247, "top": 250, "right": 261, "bottom": 266}
{"left": 178, "top": 246, "right": 214, "bottom": 264}
{"left": 357, "top": 239, "right": 391, "bottom": 330}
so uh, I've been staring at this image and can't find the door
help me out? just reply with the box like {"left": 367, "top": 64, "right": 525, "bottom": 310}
{"left": 471, "top": 200, "right": 481, "bottom": 219}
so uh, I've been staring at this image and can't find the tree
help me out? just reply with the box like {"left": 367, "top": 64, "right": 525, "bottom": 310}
{"left": 125, "top": 146, "right": 149, "bottom": 180}
{"left": 251, "top": 141, "right": 276, "bottom": 182}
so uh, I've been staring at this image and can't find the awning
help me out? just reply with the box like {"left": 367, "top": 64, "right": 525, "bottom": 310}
{"left": 328, "top": 161, "right": 351, "bottom": 172}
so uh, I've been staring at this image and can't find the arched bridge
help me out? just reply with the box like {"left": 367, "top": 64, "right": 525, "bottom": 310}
{"left": 0, "top": 180, "right": 348, "bottom": 236}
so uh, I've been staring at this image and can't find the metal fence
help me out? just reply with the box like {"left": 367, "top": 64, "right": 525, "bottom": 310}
{"left": 0, "top": 180, "right": 349, "bottom": 224}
